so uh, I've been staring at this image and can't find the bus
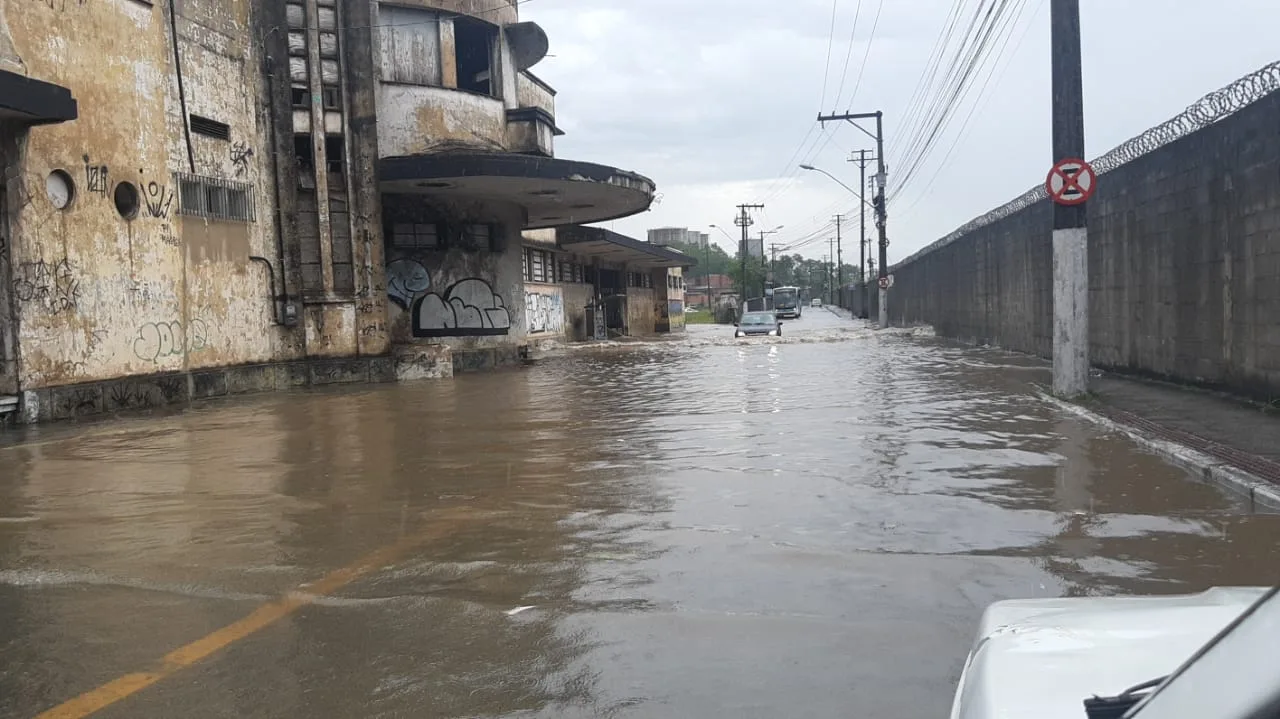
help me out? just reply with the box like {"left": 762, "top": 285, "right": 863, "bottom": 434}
{"left": 772, "top": 286, "right": 802, "bottom": 319}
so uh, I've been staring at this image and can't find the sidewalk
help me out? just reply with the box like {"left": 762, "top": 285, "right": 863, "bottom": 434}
{"left": 1084, "top": 376, "right": 1280, "bottom": 486}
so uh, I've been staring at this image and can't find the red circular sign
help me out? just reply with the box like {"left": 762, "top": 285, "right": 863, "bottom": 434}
{"left": 1046, "top": 158, "right": 1097, "bottom": 206}
{"left": 877, "top": 276, "right": 890, "bottom": 290}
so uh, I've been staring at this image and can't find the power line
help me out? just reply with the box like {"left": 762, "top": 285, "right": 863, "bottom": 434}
{"left": 892, "top": 0, "right": 1042, "bottom": 214}
{"left": 892, "top": 0, "right": 1021, "bottom": 193}
{"left": 835, "top": 0, "right": 883, "bottom": 111}
{"left": 819, "top": 0, "right": 841, "bottom": 108}
{"left": 830, "top": 0, "right": 865, "bottom": 111}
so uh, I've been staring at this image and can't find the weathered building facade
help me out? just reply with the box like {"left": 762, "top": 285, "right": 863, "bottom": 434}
{"left": 0, "top": 0, "right": 655, "bottom": 424}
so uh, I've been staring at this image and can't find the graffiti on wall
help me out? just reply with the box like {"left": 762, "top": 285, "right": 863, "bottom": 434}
{"left": 412, "top": 278, "right": 511, "bottom": 337}
{"left": 229, "top": 142, "right": 255, "bottom": 178}
{"left": 84, "top": 157, "right": 109, "bottom": 195}
{"left": 526, "top": 291, "right": 564, "bottom": 335}
{"left": 15, "top": 257, "right": 80, "bottom": 315}
{"left": 132, "top": 319, "right": 209, "bottom": 362}
{"left": 142, "top": 181, "right": 176, "bottom": 219}
{"left": 386, "top": 258, "right": 431, "bottom": 310}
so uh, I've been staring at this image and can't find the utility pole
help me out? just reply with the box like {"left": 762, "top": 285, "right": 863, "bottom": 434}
{"left": 822, "top": 255, "right": 830, "bottom": 304}
{"left": 1050, "top": 0, "right": 1088, "bottom": 397}
{"left": 848, "top": 149, "right": 876, "bottom": 319}
{"left": 827, "top": 237, "right": 835, "bottom": 305}
{"left": 833, "top": 215, "right": 843, "bottom": 309}
{"left": 703, "top": 241, "right": 712, "bottom": 311}
{"left": 819, "top": 111, "right": 888, "bottom": 327}
{"left": 734, "top": 203, "right": 764, "bottom": 312}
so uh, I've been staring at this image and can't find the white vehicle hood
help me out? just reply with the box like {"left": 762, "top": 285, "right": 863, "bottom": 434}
{"left": 949, "top": 586, "right": 1269, "bottom": 719}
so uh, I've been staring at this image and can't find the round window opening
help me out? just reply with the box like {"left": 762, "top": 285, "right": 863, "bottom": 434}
{"left": 114, "top": 181, "right": 140, "bottom": 220}
{"left": 45, "top": 170, "right": 75, "bottom": 210}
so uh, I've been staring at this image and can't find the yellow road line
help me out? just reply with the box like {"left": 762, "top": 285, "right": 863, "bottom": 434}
{"left": 34, "top": 514, "right": 477, "bottom": 719}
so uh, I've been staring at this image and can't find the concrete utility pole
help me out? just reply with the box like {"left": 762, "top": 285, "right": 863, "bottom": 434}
{"left": 827, "top": 237, "right": 835, "bottom": 305}
{"left": 1050, "top": 0, "right": 1088, "bottom": 397}
{"left": 848, "top": 149, "right": 876, "bottom": 319}
{"left": 734, "top": 204, "right": 764, "bottom": 310}
{"left": 819, "top": 111, "right": 888, "bottom": 327}
{"left": 833, "top": 215, "right": 843, "bottom": 308}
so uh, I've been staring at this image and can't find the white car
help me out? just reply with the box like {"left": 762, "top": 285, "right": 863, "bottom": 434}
{"left": 950, "top": 586, "right": 1276, "bottom": 719}
{"left": 810, "top": 298, "right": 822, "bottom": 307}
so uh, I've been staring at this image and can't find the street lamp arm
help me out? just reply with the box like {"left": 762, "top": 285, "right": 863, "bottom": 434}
{"left": 800, "top": 166, "right": 874, "bottom": 210}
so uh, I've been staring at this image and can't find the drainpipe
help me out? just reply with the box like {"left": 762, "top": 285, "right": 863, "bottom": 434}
{"left": 260, "top": 50, "right": 295, "bottom": 326}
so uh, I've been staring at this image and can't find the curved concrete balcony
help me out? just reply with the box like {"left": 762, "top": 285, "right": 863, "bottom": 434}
{"left": 377, "top": 84, "right": 510, "bottom": 157}
{"left": 380, "top": 153, "right": 655, "bottom": 229}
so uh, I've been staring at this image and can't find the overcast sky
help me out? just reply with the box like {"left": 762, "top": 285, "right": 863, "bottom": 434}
{"left": 525, "top": 0, "right": 1279, "bottom": 264}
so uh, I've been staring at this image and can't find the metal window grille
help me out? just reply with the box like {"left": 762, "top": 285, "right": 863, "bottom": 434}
{"left": 175, "top": 173, "right": 255, "bottom": 222}
{"left": 391, "top": 223, "right": 439, "bottom": 249}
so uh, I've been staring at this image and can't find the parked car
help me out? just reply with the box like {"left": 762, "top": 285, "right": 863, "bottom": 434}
{"left": 810, "top": 298, "right": 823, "bottom": 307}
{"left": 734, "top": 311, "right": 782, "bottom": 338}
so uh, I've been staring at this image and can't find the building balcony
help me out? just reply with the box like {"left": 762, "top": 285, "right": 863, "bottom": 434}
{"left": 374, "top": 4, "right": 557, "bottom": 157}
{"left": 506, "top": 70, "right": 561, "bottom": 157}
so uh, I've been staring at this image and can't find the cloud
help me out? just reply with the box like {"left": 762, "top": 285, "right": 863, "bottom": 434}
{"left": 525, "top": 0, "right": 1280, "bottom": 263}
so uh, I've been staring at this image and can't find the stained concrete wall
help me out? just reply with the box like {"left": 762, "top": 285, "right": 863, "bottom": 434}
{"left": 888, "top": 91, "right": 1280, "bottom": 400}
{"left": 523, "top": 282, "right": 564, "bottom": 338}
{"left": 626, "top": 287, "right": 656, "bottom": 336}
{"left": 4, "top": 0, "right": 286, "bottom": 391}
{"left": 382, "top": 195, "right": 526, "bottom": 363}
{"left": 561, "top": 281, "right": 594, "bottom": 341}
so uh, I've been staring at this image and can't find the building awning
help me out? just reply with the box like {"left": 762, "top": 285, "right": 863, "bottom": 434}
{"left": 379, "top": 153, "right": 655, "bottom": 230}
{"left": 559, "top": 225, "right": 697, "bottom": 269}
{"left": 0, "top": 70, "right": 77, "bottom": 125}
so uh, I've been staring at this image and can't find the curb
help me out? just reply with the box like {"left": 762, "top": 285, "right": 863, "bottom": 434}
{"left": 1036, "top": 389, "right": 1280, "bottom": 513}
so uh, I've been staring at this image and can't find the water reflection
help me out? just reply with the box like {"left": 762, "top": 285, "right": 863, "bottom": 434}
{"left": 0, "top": 321, "right": 1277, "bottom": 717}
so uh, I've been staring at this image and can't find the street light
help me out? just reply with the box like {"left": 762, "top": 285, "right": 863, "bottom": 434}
{"left": 799, "top": 165, "right": 874, "bottom": 209}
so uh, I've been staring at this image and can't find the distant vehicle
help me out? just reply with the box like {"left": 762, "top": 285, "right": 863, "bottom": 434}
{"left": 810, "top": 298, "right": 823, "bottom": 307}
{"left": 772, "top": 286, "right": 802, "bottom": 319}
{"left": 734, "top": 311, "right": 781, "bottom": 338}
{"left": 948, "top": 585, "right": 1278, "bottom": 719}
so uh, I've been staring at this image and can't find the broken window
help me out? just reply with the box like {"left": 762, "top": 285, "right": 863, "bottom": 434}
{"left": 294, "top": 134, "right": 316, "bottom": 189}
{"left": 454, "top": 16, "right": 498, "bottom": 97}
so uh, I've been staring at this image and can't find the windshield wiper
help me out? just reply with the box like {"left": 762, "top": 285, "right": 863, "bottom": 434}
{"left": 1083, "top": 676, "right": 1167, "bottom": 719}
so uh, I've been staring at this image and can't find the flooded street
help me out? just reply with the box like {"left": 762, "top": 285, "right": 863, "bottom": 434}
{"left": 2, "top": 309, "right": 1278, "bottom": 718}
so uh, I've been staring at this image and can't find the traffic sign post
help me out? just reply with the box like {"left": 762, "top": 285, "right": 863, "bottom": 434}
{"left": 1046, "top": 158, "right": 1096, "bottom": 206}
{"left": 1050, "top": 0, "right": 1089, "bottom": 399}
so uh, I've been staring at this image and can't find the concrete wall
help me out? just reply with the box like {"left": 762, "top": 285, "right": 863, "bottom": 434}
{"left": 888, "top": 90, "right": 1280, "bottom": 400}
{"left": 561, "top": 281, "right": 594, "bottom": 341}
{"left": 626, "top": 287, "right": 656, "bottom": 336}
{"left": 4, "top": 0, "right": 287, "bottom": 391}
{"left": 524, "top": 282, "right": 564, "bottom": 338}
{"left": 377, "top": 85, "right": 508, "bottom": 156}
{"left": 382, "top": 195, "right": 526, "bottom": 361}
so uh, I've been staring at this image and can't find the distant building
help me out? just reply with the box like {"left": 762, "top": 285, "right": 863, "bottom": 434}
{"left": 647, "top": 227, "right": 708, "bottom": 249}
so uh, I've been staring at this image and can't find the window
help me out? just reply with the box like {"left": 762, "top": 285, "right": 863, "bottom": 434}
{"left": 460, "top": 223, "right": 496, "bottom": 252}
{"left": 525, "top": 248, "right": 554, "bottom": 283}
{"left": 325, "top": 135, "right": 345, "bottom": 175}
{"left": 189, "top": 115, "right": 230, "bottom": 141}
{"left": 390, "top": 223, "right": 440, "bottom": 249}
{"left": 454, "top": 16, "right": 498, "bottom": 97}
{"left": 379, "top": 6, "right": 442, "bottom": 86}
{"left": 175, "top": 173, "right": 255, "bottom": 222}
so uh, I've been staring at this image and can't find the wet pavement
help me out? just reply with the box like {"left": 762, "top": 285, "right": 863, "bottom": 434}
{"left": 2, "top": 309, "right": 1278, "bottom": 718}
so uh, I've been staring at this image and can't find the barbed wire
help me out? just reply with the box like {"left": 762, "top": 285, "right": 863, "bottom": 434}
{"left": 894, "top": 59, "right": 1280, "bottom": 270}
